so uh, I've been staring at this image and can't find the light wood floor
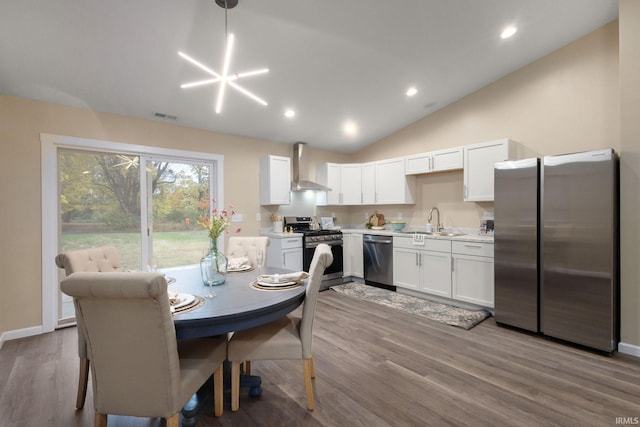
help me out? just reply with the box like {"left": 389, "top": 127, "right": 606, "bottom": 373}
{"left": 2, "top": 290, "right": 640, "bottom": 427}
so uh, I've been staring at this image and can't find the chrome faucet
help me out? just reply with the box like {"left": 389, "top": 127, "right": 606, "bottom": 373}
{"left": 428, "top": 207, "right": 443, "bottom": 232}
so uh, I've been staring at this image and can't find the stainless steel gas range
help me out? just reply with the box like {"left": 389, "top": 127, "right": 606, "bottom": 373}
{"left": 284, "top": 216, "right": 343, "bottom": 291}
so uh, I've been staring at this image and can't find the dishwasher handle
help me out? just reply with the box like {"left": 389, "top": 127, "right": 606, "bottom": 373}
{"left": 363, "top": 234, "right": 393, "bottom": 244}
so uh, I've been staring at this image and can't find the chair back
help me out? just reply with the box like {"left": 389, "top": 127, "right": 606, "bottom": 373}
{"left": 55, "top": 246, "right": 123, "bottom": 275}
{"left": 227, "top": 236, "right": 269, "bottom": 267}
{"left": 55, "top": 246, "right": 123, "bottom": 359}
{"left": 61, "top": 272, "right": 183, "bottom": 418}
{"left": 300, "top": 243, "right": 333, "bottom": 359}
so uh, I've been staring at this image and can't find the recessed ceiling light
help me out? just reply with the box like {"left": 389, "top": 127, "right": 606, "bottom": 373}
{"left": 284, "top": 109, "right": 295, "bottom": 118}
{"left": 406, "top": 86, "right": 418, "bottom": 97}
{"left": 501, "top": 26, "right": 517, "bottom": 39}
{"left": 343, "top": 121, "right": 358, "bottom": 136}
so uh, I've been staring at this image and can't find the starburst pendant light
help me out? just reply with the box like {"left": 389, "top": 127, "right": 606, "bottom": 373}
{"left": 178, "top": 0, "right": 269, "bottom": 114}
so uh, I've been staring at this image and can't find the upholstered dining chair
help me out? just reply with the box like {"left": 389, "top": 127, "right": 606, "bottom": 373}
{"left": 227, "top": 243, "right": 333, "bottom": 411}
{"left": 61, "top": 272, "right": 227, "bottom": 427}
{"left": 55, "top": 246, "right": 123, "bottom": 410}
{"left": 227, "top": 236, "right": 269, "bottom": 268}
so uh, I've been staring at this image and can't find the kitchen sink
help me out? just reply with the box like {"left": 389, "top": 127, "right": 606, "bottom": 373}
{"left": 401, "top": 231, "right": 466, "bottom": 237}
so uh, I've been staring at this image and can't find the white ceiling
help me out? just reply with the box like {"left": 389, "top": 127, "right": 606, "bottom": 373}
{"left": 0, "top": 0, "right": 618, "bottom": 153}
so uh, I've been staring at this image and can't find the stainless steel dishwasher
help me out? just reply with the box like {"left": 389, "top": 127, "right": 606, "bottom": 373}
{"left": 363, "top": 234, "right": 394, "bottom": 290}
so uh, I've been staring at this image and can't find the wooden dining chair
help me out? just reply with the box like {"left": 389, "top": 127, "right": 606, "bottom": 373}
{"left": 227, "top": 243, "right": 333, "bottom": 411}
{"left": 227, "top": 236, "right": 269, "bottom": 267}
{"left": 61, "top": 272, "right": 226, "bottom": 426}
{"left": 55, "top": 246, "right": 123, "bottom": 410}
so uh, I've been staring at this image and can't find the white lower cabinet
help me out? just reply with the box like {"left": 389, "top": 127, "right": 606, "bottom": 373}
{"left": 393, "top": 237, "right": 452, "bottom": 297}
{"left": 393, "top": 247, "right": 421, "bottom": 290}
{"left": 343, "top": 232, "right": 363, "bottom": 279}
{"left": 451, "top": 241, "right": 494, "bottom": 308}
{"left": 393, "top": 236, "right": 494, "bottom": 308}
{"left": 267, "top": 235, "right": 303, "bottom": 271}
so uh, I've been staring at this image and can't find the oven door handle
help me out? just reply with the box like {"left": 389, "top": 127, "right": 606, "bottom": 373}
{"left": 305, "top": 240, "right": 343, "bottom": 248}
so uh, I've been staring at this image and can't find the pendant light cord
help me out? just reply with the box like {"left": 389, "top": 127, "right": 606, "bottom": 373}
{"left": 224, "top": 0, "right": 228, "bottom": 44}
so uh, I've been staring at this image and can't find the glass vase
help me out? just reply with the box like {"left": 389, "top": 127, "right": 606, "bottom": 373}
{"left": 200, "top": 238, "right": 228, "bottom": 288}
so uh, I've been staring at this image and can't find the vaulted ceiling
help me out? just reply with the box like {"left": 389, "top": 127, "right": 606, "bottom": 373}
{"left": 0, "top": 0, "right": 618, "bottom": 152}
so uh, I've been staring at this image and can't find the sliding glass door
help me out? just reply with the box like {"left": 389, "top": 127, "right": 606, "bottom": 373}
{"left": 56, "top": 147, "right": 216, "bottom": 325}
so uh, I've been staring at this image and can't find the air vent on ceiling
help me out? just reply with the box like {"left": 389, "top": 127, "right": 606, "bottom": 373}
{"left": 153, "top": 112, "right": 179, "bottom": 120}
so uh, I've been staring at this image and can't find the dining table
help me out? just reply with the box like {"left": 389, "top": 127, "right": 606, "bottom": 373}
{"left": 165, "top": 264, "right": 307, "bottom": 426}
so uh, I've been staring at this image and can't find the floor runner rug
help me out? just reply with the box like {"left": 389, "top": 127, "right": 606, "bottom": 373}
{"left": 330, "top": 282, "right": 491, "bottom": 330}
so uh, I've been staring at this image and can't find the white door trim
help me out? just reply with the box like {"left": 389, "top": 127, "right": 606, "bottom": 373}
{"left": 40, "top": 133, "right": 224, "bottom": 333}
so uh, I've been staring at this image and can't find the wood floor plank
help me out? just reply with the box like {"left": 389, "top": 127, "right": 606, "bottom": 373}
{"left": 2, "top": 289, "right": 640, "bottom": 426}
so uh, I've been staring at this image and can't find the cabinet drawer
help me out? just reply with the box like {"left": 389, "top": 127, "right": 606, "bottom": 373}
{"left": 394, "top": 236, "right": 451, "bottom": 253}
{"left": 452, "top": 241, "right": 494, "bottom": 257}
{"left": 279, "top": 237, "right": 302, "bottom": 249}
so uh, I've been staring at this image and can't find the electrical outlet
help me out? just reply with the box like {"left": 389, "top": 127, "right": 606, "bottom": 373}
{"left": 397, "top": 212, "right": 403, "bottom": 220}
{"left": 365, "top": 211, "right": 369, "bottom": 219}
{"left": 256, "top": 213, "right": 261, "bottom": 221}
{"left": 231, "top": 213, "right": 243, "bottom": 223}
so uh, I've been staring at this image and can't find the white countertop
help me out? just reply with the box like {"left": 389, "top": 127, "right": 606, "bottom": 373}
{"left": 341, "top": 228, "right": 494, "bottom": 244}
{"left": 261, "top": 231, "right": 303, "bottom": 239}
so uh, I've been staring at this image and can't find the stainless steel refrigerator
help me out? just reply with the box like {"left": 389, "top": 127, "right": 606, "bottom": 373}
{"left": 494, "top": 158, "right": 540, "bottom": 333}
{"left": 494, "top": 149, "right": 619, "bottom": 353}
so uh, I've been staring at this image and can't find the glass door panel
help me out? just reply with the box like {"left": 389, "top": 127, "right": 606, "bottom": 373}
{"left": 57, "top": 149, "right": 142, "bottom": 323}
{"left": 146, "top": 159, "right": 212, "bottom": 269}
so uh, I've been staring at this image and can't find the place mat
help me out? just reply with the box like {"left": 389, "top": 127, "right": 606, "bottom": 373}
{"left": 171, "top": 295, "right": 205, "bottom": 314}
{"left": 250, "top": 280, "right": 303, "bottom": 292}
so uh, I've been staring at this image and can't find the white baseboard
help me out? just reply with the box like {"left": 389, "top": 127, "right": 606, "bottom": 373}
{"left": 618, "top": 342, "right": 640, "bottom": 357}
{"left": 0, "top": 325, "right": 44, "bottom": 350}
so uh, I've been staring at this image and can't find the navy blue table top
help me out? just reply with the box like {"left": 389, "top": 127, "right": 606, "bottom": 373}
{"left": 169, "top": 266, "right": 306, "bottom": 340}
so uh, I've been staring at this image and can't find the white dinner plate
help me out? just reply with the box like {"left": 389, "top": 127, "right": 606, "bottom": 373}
{"left": 228, "top": 264, "right": 252, "bottom": 272}
{"left": 171, "top": 293, "right": 195, "bottom": 309}
{"left": 256, "top": 280, "right": 297, "bottom": 288}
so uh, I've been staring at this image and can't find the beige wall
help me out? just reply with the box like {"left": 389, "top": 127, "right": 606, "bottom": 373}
{"left": 0, "top": 96, "right": 349, "bottom": 334}
{"left": 619, "top": 1, "right": 640, "bottom": 348}
{"left": 348, "top": 21, "right": 620, "bottom": 230}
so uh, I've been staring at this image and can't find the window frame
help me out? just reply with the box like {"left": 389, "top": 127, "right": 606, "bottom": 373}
{"left": 41, "top": 133, "right": 224, "bottom": 332}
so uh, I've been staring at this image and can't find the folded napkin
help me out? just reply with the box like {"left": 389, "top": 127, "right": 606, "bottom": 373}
{"left": 228, "top": 257, "right": 250, "bottom": 269}
{"left": 168, "top": 289, "right": 180, "bottom": 305}
{"left": 257, "top": 271, "right": 309, "bottom": 284}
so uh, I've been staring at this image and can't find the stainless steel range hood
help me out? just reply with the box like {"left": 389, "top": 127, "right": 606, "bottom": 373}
{"left": 291, "top": 142, "right": 331, "bottom": 191}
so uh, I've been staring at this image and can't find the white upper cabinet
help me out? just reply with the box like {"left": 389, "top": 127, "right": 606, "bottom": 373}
{"left": 361, "top": 162, "right": 376, "bottom": 204}
{"left": 463, "top": 139, "right": 517, "bottom": 202}
{"left": 260, "top": 155, "right": 291, "bottom": 205}
{"left": 318, "top": 158, "right": 414, "bottom": 205}
{"left": 316, "top": 163, "right": 342, "bottom": 205}
{"left": 405, "top": 146, "right": 463, "bottom": 175}
{"left": 316, "top": 163, "right": 363, "bottom": 205}
{"left": 375, "top": 157, "right": 416, "bottom": 204}
{"left": 341, "top": 164, "right": 363, "bottom": 204}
